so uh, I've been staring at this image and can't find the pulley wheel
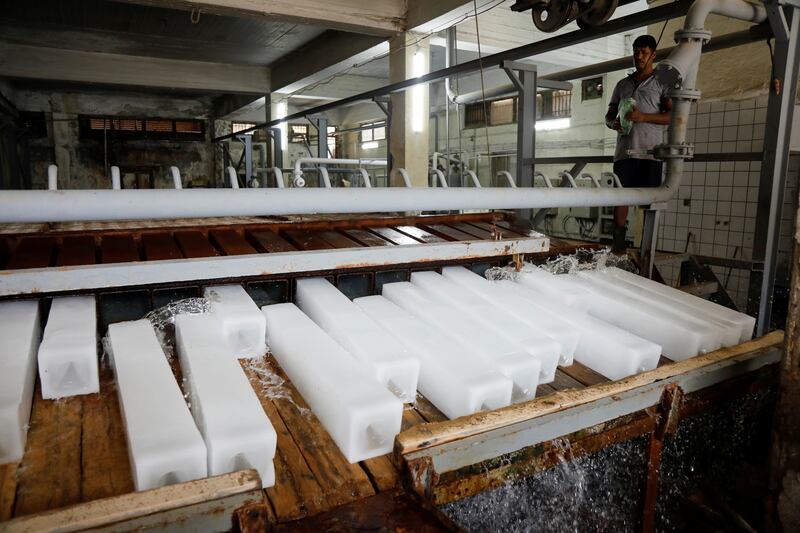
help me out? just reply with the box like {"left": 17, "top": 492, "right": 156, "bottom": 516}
{"left": 532, "top": 0, "right": 577, "bottom": 32}
{"left": 576, "top": 0, "right": 618, "bottom": 29}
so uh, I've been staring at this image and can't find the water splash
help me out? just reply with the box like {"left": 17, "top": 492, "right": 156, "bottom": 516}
{"left": 243, "top": 356, "right": 312, "bottom": 418}
{"left": 486, "top": 248, "right": 637, "bottom": 282}
{"left": 143, "top": 297, "right": 211, "bottom": 361}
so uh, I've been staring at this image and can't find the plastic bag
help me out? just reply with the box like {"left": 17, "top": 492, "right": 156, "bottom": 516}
{"left": 618, "top": 97, "right": 636, "bottom": 135}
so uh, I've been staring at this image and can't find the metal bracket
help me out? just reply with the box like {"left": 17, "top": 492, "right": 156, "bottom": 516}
{"left": 674, "top": 28, "right": 712, "bottom": 43}
{"left": 765, "top": 0, "right": 790, "bottom": 40}
{"left": 652, "top": 143, "right": 695, "bottom": 160}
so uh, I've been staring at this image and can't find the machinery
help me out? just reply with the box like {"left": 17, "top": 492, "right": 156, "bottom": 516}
{"left": 511, "top": 0, "right": 628, "bottom": 32}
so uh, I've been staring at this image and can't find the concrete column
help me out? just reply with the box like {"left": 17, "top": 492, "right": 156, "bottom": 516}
{"left": 270, "top": 93, "right": 288, "bottom": 167}
{"left": 389, "top": 33, "right": 429, "bottom": 187}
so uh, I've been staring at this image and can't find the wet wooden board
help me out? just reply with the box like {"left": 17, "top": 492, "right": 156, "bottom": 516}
{"left": 0, "top": 463, "right": 18, "bottom": 521}
{"left": 413, "top": 397, "right": 448, "bottom": 423}
{"left": 394, "top": 226, "right": 446, "bottom": 244}
{"left": 418, "top": 224, "right": 477, "bottom": 242}
{"left": 247, "top": 230, "right": 297, "bottom": 254}
{"left": 468, "top": 221, "right": 527, "bottom": 239}
{"left": 6, "top": 237, "right": 55, "bottom": 269}
{"left": 549, "top": 369, "right": 586, "bottom": 391}
{"left": 451, "top": 222, "right": 493, "bottom": 240}
{"left": 371, "top": 227, "right": 421, "bottom": 246}
{"left": 281, "top": 230, "right": 334, "bottom": 251}
{"left": 56, "top": 236, "right": 97, "bottom": 267}
{"left": 209, "top": 229, "right": 257, "bottom": 255}
{"left": 174, "top": 230, "right": 219, "bottom": 258}
{"left": 537, "top": 384, "right": 558, "bottom": 396}
{"left": 341, "top": 229, "right": 391, "bottom": 247}
{"left": 141, "top": 233, "right": 183, "bottom": 261}
{"left": 559, "top": 362, "right": 610, "bottom": 387}
{"left": 101, "top": 235, "right": 140, "bottom": 264}
{"left": 317, "top": 231, "right": 362, "bottom": 249}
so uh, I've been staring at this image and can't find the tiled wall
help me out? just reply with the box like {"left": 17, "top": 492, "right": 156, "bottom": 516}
{"left": 656, "top": 94, "right": 799, "bottom": 311}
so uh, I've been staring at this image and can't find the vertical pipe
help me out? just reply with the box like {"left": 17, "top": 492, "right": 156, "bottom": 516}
{"left": 110, "top": 166, "right": 121, "bottom": 190}
{"left": 47, "top": 165, "right": 58, "bottom": 191}
{"left": 170, "top": 166, "right": 183, "bottom": 189}
{"left": 227, "top": 167, "right": 240, "bottom": 189}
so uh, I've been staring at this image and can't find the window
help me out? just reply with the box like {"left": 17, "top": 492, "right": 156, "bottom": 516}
{"left": 581, "top": 77, "right": 603, "bottom": 101}
{"left": 360, "top": 122, "right": 386, "bottom": 143}
{"left": 232, "top": 122, "right": 256, "bottom": 134}
{"left": 80, "top": 116, "right": 205, "bottom": 141}
{"left": 464, "top": 90, "right": 572, "bottom": 128}
{"left": 289, "top": 124, "right": 309, "bottom": 143}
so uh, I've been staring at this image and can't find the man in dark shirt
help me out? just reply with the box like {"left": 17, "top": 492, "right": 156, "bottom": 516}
{"left": 605, "top": 35, "right": 672, "bottom": 252}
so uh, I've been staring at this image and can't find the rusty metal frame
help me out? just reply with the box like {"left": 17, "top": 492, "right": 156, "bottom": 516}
{"left": 396, "top": 332, "right": 783, "bottom": 507}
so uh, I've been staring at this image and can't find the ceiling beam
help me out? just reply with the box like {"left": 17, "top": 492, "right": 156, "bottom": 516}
{"left": 110, "top": 0, "right": 404, "bottom": 36}
{"left": 0, "top": 43, "right": 270, "bottom": 94}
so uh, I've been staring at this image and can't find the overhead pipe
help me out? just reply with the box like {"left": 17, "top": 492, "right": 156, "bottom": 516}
{"left": 169, "top": 166, "right": 183, "bottom": 189}
{"left": 0, "top": 0, "right": 768, "bottom": 224}
{"left": 110, "top": 166, "right": 121, "bottom": 190}
{"left": 47, "top": 165, "right": 57, "bottom": 191}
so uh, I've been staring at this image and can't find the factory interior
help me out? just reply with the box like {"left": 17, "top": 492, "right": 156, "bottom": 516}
{"left": 0, "top": 0, "right": 799, "bottom": 531}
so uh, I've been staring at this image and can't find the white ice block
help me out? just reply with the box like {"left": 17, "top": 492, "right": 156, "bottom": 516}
{"left": 500, "top": 281, "right": 662, "bottom": 380}
{"left": 354, "top": 295, "right": 513, "bottom": 419}
{"left": 295, "top": 278, "right": 420, "bottom": 402}
{"left": 410, "top": 271, "right": 560, "bottom": 383}
{"left": 515, "top": 266, "right": 592, "bottom": 312}
{"left": 204, "top": 285, "right": 266, "bottom": 359}
{"left": 38, "top": 296, "right": 99, "bottom": 399}
{"left": 262, "top": 303, "right": 402, "bottom": 463}
{"left": 603, "top": 266, "right": 755, "bottom": 343}
{"left": 0, "top": 300, "right": 40, "bottom": 463}
{"left": 441, "top": 266, "right": 580, "bottom": 366}
{"left": 382, "top": 282, "right": 541, "bottom": 402}
{"left": 107, "top": 320, "right": 207, "bottom": 490}
{"left": 559, "top": 273, "right": 724, "bottom": 359}
{"left": 577, "top": 270, "right": 741, "bottom": 347}
{"left": 175, "top": 314, "right": 276, "bottom": 486}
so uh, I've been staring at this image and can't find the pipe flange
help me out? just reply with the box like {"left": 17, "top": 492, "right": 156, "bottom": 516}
{"left": 667, "top": 88, "right": 702, "bottom": 101}
{"left": 653, "top": 143, "right": 695, "bottom": 160}
{"left": 674, "top": 28, "right": 711, "bottom": 44}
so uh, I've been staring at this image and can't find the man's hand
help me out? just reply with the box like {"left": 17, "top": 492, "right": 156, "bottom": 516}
{"left": 626, "top": 107, "right": 644, "bottom": 123}
{"left": 612, "top": 118, "right": 622, "bottom": 131}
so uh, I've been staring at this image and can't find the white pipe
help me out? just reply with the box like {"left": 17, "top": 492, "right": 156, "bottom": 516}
{"left": 272, "top": 168, "right": 285, "bottom": 188}
{"left": 169, "top": 166, "right": 183, "bottom": 189}
{"left": 534, "top": 171, "right": 553, "bottom": 189}
{"left": 227, "top": 167, "right": 240, "bottom": 189}
{"left": 47, "top": 165, "right": 58, "bottom": 191}
{"left": 559, "top": 171, "right": 577, "bottom": 188}
{"left": 358, "top": 169, "right": 373, "bottom": 188}
{"left": 319, "top": 167, "right": 332, "bottom": 188}
{"left": 603, "top": 172, "right": 623, "bottom": 188}
{"left": 465, "top": 170, "right": 481, "bottom": 188}
{"left": 582, "top": 173, "right": 601, "bottom": 188}
{"left": 391, "top": 168, "right": 413, "bottom": 188}
{"left": 496, "top": 171, "right": 516, "bottom": 188}
{"left": 110, "top": 166, "right": 121, "bottom": 190}
{"left": 292, "top": 157, "right": 387, "bottom": 183}
{"left": 431, "top": 169, "right": 448, "bottom": 188}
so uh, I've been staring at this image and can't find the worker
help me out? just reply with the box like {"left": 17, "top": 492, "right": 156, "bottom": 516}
{"left": 605, "top": 34, "right": 672, "bottom": 253}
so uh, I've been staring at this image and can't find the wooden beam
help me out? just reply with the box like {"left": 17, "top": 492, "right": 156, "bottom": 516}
{"left": 0, "top": 43, "right": 269, "bottom": 94}
{"left": 112, "top": 0, "right": 404, "bottom": 36}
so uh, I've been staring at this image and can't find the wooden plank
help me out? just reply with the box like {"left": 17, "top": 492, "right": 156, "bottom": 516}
{"left": 80, "top": 366, "right": 134, "bottom": 503}
{"left": 494, "top": 220, "right": 537, "bottom": 237}
{"left": 13, "top": 381, "right": 83, "bottom": 517}
{"left": 414, "top": 397, "right": 448, "bottom": 423}
{"left": 241, "top": 361, "right": 326, "bottom": 521}
{"left": 360, "top": 456, "right": 398, "bottom": 492}
{"left": 5, "top": 236, "right": 55, "bottom": 269}
{"left": 174, "top": 230, "right": 219, "bottom": 258}
{"left": 141, "top": 233, "right": 183, "bottom": 261}
{"left": 281, "top": 230, "right": 334, "bottom": 251}
{"left": 658, "top": 356, "right": 675, "bottom": 367}
{"left": 537, "top": 384, "right": 558, "bottom": 397}
{"left": 260, "top": 359, "right": 374, "bottom": 511}
{"left": 468, "top": 221, "right": 526, "bottom": 239}
{"left": 550, "top": 370, "right": 586, "bottom": 391}
{"left": 451, "top": 222, "right": 492, "bottom": 240}
{"left": 100, "top": 235, "right": 140, "bottom": 264}
{"left": 0, "top": 463, "right": 18, "bottom": 521}
{"left": 317, "top": 231, "right": 362, "bottom": 249}
{"left": 402, "top": 407, "right": 427, "bottom": 431}
{"left": 559, "top": 362, "right": 610, "bottom": 387}
{"left": 209, "top": 229, "right": 257, "bottom": 255}
{"left": 246, "top": 230, "right": 297, "bottom": 253}
{"left": 418, "top": 224, "right": 476, "bottom": 242}
{"left": 393, "top": 226, "right": 445, "bottom": 244}
{"left": 397, "top": 331, "right": 785, "bottom": 455}
{"left": 340, "top": 229, "right": 391, "bottom": 247}
{"left": 56, "top": 236, "right": 97, "bottom": 267}
{"left": 370, "top": 227, "right": 421, "bottom": 246}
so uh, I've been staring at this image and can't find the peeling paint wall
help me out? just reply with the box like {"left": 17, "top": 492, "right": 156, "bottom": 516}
{"left": 12, "top": 89, "right": 217, "bottom": 189}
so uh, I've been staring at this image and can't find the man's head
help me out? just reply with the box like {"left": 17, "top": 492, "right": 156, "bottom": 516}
{"left": 632, "top": 35, "right": 657, "bottom": 73}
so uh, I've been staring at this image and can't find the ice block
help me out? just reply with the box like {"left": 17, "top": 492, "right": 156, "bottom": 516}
{"left": 410, "top": 271, "right": 560, "bottom": 383}
{"left": 0, "top": 300, "right": 40, "bottom": 463}
{"left": 354, "top": 295, "right": 512, "bottom": 419}
{"left": 577, "top": 270, "right": 741, "bottom": 347}
{"left": 262, "top": 303, "right": 403, "bottom": 463}
{"left": 441, "top": 266, "right": 580, "bottom": 366}
{"left": 553, "top": 273, "right": 723, "bottom": 359}
{"left": 382, "top": 282, "right": 541, "bottom": 402}
{"left": 603, "top": 267, "right": 755, "bottom": 342}
{"left": 107, "top": 320, "right": 207, "bottom": 490}
{"left": 175, "top": 314, "right": 276, "bottom": 486}
{"left": 38, "top": 295, "right": 99, "bottom": 399}
{"left": 499, "top": 281, "right": 662, "bottom": 380}
{"left": 203, "top": 284, "right": 266, "bottom": 359}
{"left": 295, "top": 278, "right": 420, "bottom": 402}
{"left": 515, "top": 266, "right": 592, "bottom": 312}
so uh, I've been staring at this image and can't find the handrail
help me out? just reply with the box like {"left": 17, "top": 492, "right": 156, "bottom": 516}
{"left": 496, "top": 171, "right": 517, "bottom": 188}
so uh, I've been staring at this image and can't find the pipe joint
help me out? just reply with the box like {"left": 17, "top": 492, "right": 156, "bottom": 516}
{"left": 674, "top": 28, "right": 712, "bottom": 43}
{"left": 653, "top": 143, "right": 695, "bottom": 160}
